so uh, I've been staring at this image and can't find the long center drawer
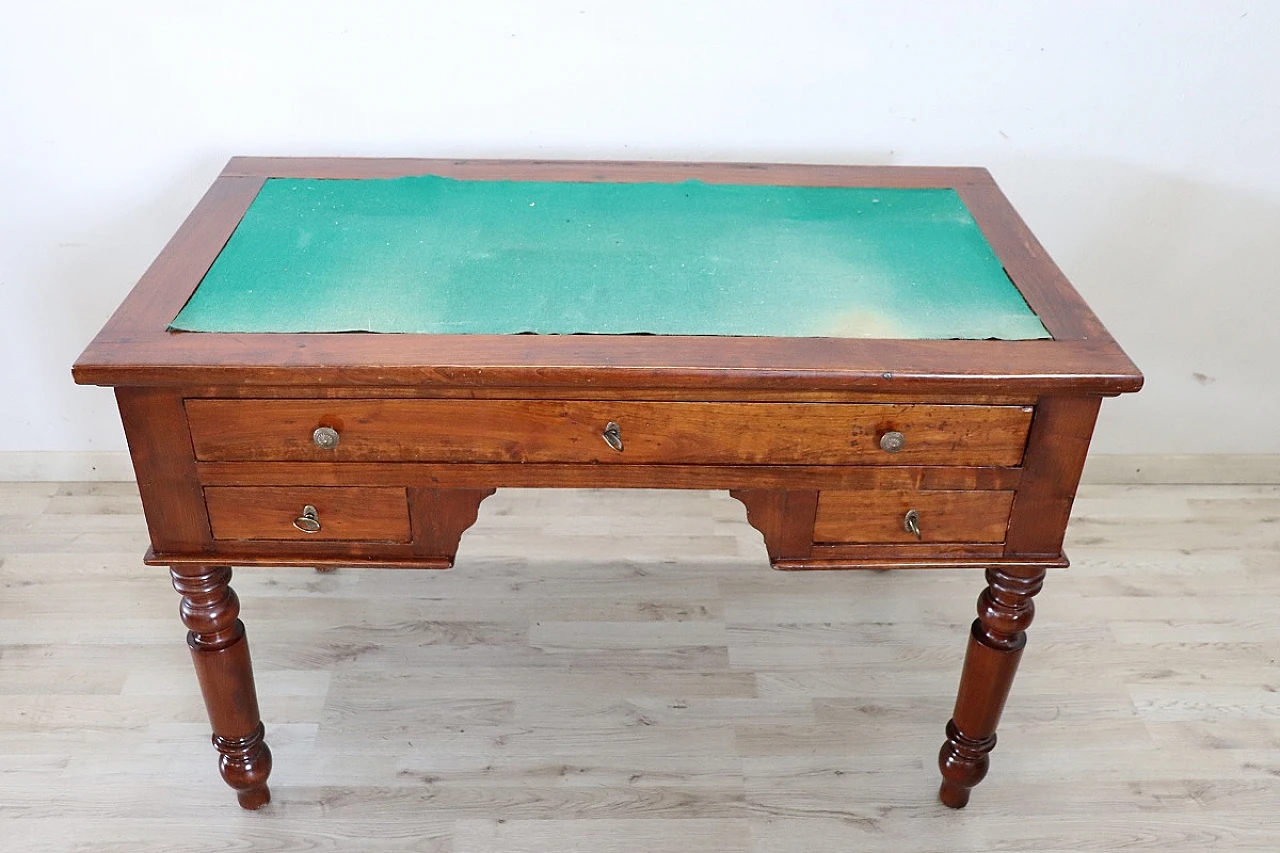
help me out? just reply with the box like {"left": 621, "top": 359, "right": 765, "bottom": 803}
{"left": 186, "top": 400, "right": 1033, "bottom": 467}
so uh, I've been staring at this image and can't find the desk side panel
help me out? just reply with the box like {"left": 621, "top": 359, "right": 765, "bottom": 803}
{"left": 116, "top": 387, "right": 214, "bottom": 555}
{"left": 1003, "top": 396, "right": 1102, "bottom": 559}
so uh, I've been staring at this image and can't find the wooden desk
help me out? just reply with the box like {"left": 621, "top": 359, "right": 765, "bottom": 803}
{"left": 73, "top": 158, "right": 1142, "bottom": 810}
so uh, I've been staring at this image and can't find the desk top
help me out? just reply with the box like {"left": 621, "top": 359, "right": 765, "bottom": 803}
{"left": 73, "top": 158, "right": 1141, "bottom": 395}
{"left": 170, "top": 176, "right": 1048, "bottom": 341}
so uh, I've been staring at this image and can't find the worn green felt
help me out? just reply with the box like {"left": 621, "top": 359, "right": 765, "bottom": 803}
{"left": 170, "top": 176, "right": 1049, "bottom": 339}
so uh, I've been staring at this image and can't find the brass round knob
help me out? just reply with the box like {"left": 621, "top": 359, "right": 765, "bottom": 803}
{"left": 879, "top": 431, "right": 906, "bottom": 453}
{"left": 293, "top": 505, "right": 321, "bottom": 533}
{"left": 312, "top": 426, "right": 340, "bottom": 449}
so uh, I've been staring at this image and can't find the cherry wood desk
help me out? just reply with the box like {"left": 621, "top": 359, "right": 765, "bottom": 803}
{"left": 74, "top": 158, "right": 1142, "bottom": 810}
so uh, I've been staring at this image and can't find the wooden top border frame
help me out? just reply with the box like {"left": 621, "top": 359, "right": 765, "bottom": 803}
{"left": 73, "top": 158, "right": 1143, "bottom": 395}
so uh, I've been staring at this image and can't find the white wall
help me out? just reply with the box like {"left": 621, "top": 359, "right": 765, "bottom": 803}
{"left": 2, "top": 1, "right": 1277, "bottom": 462}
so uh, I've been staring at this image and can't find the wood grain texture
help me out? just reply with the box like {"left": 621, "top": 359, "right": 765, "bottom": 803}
{"left": 186, "top": 399, "right": 1034, "bottom": 466}
{"left": 75, "top": 335, "right": 1144, "bottom": 395}
{"left": 957, "top": 183, "right": 1103, "bottom": 341}
{"left": 194, "top": 461, "right": 1023, "bottom": 492}
{"left": 410, "top": 488, "right": 497, "bottom": 564}
{"left": 1004, "top": 396, "right": 1102, "bottom": 558}
{"left": 783, "top": 544, "right": 1060, "bottom": 571}
{"left": 203, "top": 486, "right": 411, "bottom": 542}
{"left": 160, "top": 383, "right": 1043, "bottom": 405}
{"left": 2, "top": 483, "right": 1277, "bottom": 850}
{"left": 146, "top": 546, "right": 447, "bottom": 569}
{"left": 85, "top": 175, "right": 265, "bottom": 337}
{"left": 728, "top": 490, "right": 819, "bottom": 562}
{"left": 813, "top": 490, "right": 1016, "bottom": 544}
{"left": 115, "top": 387, "right": 212, "bottom": 554}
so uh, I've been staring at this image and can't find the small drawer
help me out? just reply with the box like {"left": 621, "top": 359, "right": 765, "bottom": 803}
{"left": 204, "top": 487, "right": 411, "bottom": 542}
{"left": 813, "top": 490, "right": 1015, "bottom": 544}
{"left": 186, "top": 399, "right": 1034, "bottom": 467}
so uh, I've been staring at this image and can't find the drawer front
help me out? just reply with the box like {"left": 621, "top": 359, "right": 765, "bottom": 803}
{"left": 187, "top": 400, "right": 1033, "bottom": 466}
{"left": 813, "top": 490, "right": 1015, "bottom": 544}
{"left": 204, "top": 487, "right": 411, "bottom": 542}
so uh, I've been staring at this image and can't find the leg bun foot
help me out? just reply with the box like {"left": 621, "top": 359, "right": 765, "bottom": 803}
{"left": 938, "top": 780, "right": 970, "bottom": 809}
{"left": 236, "top": 785, "right": 271, "bottom": 810}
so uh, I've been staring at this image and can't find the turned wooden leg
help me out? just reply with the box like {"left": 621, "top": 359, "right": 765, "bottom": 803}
{"left": 938, "top": 565, "right": 1045, "bottom": 808}
{"left": 170, "top": 565, "right": 273, "bottom": 809}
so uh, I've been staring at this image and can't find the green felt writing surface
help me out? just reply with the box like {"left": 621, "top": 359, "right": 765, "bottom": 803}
{"left": 170, "top": 177, "right": 1049, "bottom": 340}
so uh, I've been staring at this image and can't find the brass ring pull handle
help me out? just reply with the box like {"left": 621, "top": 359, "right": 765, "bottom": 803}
{"left": 293, "top": 505, "right": 321, "bottom": 533}
{"left": 312, "top": 426, "right": 340, "bottom": 449}
{"left": 602, "top": 421, "right": 624, "bottom": 452}
{"left": 904, "top": 508, "right": 921, "bottom": 540}
{"left": 880, "top": 431, "right": 906, "bottom": 453}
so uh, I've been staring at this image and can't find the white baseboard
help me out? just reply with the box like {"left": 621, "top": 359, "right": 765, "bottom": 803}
{"left": 1080, "top": 454, "right": 1280, "bottom": 485}
{"left": 1, "top": 452, "right": 1278, "bottom": 486}
{"left": 0, "top": 452, "right": 137, "bottom": 482}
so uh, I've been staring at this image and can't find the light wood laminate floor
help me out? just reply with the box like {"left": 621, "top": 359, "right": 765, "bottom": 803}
{"left": 1, "top": 482, "right": 1277, "bottom": 852}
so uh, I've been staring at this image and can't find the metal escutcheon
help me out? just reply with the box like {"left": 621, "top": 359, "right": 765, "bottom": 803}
{"left": 903, "top": 508, "right": 921, "bottom": 540}
{"left": 879, "top": 431, "right": 906, "bottom": 453}
{"left": 312, "top": 426, "right": 340, "bottom": 450}
{"left": 602, "top": 421, "right": 624, "bottom": 452}
{"left": 293, "top": 504, "right": 321, "bottom": 533}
